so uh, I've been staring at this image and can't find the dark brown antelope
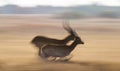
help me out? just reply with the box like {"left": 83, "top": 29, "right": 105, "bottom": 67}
{"left": 31, "top": 23, "right": 76, "bottom": 48}
{"left": 31, "top": 23, "right": 77, "bottom": 58}
{"left": 40, "top": 36, "right": 84, "bottom": 61}
{"left": 39, "top": 27, "right": 84, "bottom": 61}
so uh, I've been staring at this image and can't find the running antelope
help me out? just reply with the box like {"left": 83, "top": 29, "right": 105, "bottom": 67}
{"left": 40, "top": 36, "right": 84, "bottom": 61}
{"left": 40, "top": 28, "right": 84, "bottom": 61}
{"left": 31, "top": 24, "right": 76, "bottom": 55}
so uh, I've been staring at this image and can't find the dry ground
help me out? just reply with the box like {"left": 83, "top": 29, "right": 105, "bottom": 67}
{"left": 0, "top": 15, "right": 120, "bottom": 71}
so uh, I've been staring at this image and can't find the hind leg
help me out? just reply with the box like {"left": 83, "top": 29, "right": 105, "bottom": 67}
{"left": 38, "top": 48, "right": 41, "bottom": 56}
{"left": 38, "top": 48, "right": 47, "bottom": 58}
{"left": 39, "top": 51, "right": 49, "bottom": 61}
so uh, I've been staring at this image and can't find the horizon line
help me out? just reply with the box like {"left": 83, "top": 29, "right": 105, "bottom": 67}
{"left": 0, "top": 4, "right": 120, "bottom": 7}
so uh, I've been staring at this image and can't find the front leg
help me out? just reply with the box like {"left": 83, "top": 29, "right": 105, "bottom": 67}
{"left": 47, "top": 57, "right": 57, "bottom": 61}
{"left": 57, "top": 55, "right": 73, "bottom": 61}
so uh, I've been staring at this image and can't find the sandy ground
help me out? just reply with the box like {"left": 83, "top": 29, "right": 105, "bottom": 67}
{"left": 0, "top": 15, "right": 120, "bottom": 71}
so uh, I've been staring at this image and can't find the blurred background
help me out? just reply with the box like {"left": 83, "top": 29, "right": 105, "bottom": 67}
{"left": 0, "top": 0, "right": 120, "bottom": 71}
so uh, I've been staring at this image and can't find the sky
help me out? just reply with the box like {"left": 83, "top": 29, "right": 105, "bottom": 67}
{"left": 0, "top": 0, "right": 120, "bottom": 7}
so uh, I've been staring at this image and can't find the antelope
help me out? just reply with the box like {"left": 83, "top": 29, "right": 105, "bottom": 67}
{"left": 40, "top": 30, "right": 84, "bottom": 61}
{"left": 40, "top": 36, "right": 84, "bottom": 61}
{"left": 31, "top": 23, "right": 76, "bottom": 55}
